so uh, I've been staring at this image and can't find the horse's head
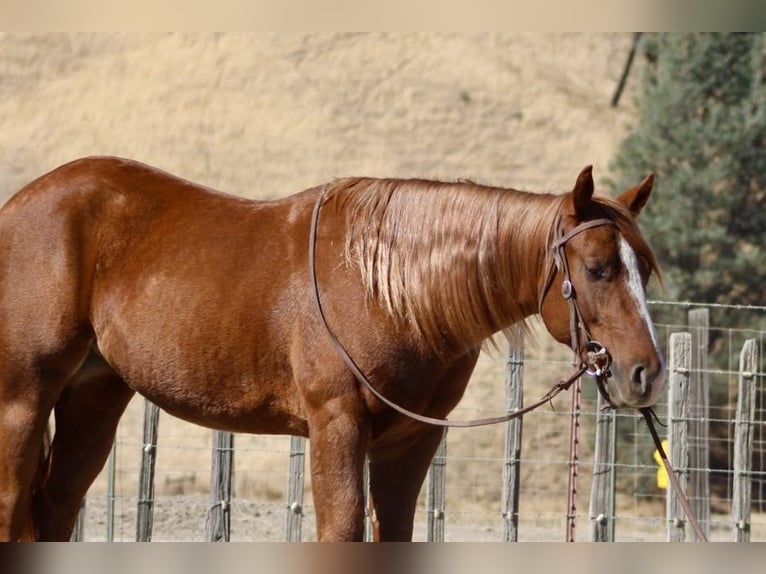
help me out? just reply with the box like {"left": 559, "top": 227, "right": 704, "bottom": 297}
{"left": 539, "top": 166, "right": 663, "bottom": 409}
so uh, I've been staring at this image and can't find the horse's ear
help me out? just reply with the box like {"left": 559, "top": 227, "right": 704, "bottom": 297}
{"left": 572, "top": 165, "right": 594, "bottom": 217}
{"left": 617, "top": 173, "right": 654, "bottom": 216}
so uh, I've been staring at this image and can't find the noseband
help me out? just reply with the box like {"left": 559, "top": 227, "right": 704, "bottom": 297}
{"left": 538, "top": 209, "right": 617, "bottom": 408}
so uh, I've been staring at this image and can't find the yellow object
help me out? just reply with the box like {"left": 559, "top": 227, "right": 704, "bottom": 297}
{"left": 653, "top": 439, "right": 669, "bottom": 489}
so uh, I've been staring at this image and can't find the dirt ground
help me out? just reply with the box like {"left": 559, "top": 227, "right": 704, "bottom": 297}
{"left": 1, "top": 33, "right": 660, "bottom": 541}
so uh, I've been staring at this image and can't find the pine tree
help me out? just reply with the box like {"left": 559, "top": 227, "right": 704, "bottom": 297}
{"left": 610, "top": 34, "right": 766, "bottom": 507}
{"left": 609, "top": 33, "right": 766, "bottom": 316}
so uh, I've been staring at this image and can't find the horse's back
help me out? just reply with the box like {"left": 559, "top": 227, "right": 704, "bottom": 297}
{"left": 1, "top": 155, "right": 318, "bottom": 291}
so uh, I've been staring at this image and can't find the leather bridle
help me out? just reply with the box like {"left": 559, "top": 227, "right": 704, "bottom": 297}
{"left": 538, "top": 207, "right": 617, "bottom": 408}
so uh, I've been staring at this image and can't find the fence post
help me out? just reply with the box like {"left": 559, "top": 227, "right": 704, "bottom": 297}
{"left": 69, "top": 498, "right": 86, "bottom": 541}
{"left": 136, "top": 400, "right": 160, "bottom": 542}
{"left": 106, "top": 441, "right": 117, "bottom": 541}
{"left": 206, "top": 431, "right": 234, "bottom": 542}
{"left": 426, "top": 430, "right": 447, "bottom": 542}
{"left": 732, "top": 339, "right": 758, "bottom": 542}
{"left": 588, "top": 394, "right": 616, "bottom": 541}
{"left": 667, "top": 332, "right": 691, "bottom": 542}
{"left": 501, "top": 334, "right": 524, "bottom": 542}
{"left": 363, "top": 458, "right": 373, "bottom": 541}
{"left": 285, "top": 435, "right": 306, "bottom": 541}
{"left": 687, "top": 308, "right": 710, "bottom": 540}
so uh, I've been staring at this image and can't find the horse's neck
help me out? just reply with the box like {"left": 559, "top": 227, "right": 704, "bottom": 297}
{"left": 339, "top": 179, "right": 559, "bottom": 352}
{"left": 493, "top": 191, "right": 559, "bottom": 322}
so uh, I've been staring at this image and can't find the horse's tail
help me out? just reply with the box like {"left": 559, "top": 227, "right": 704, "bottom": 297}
{"left": 19, "top": 422, "right": 52, "bottom": 541}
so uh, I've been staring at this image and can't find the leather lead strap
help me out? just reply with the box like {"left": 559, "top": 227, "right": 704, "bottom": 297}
{"left": 641, "top": 408, "right": 708, "bottom": 542}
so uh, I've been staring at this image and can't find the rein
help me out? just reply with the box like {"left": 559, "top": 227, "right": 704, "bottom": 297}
{"left": 641, "top": 407, "right": 708, "bottom": 541}
{"left": 308, "top": 185, "right": 707, "bottom": 541}
{"left": 307, "top": 186, "right": 585, "bottom": 428}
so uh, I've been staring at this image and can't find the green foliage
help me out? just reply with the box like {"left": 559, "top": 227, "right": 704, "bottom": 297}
{"left": 609, "top": 33, "right": 766, "bottom": 317}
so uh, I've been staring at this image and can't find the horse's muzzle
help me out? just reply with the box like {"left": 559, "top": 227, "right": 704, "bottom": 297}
{"left": 610, "top": 360, "right": 665, "bottom": 409}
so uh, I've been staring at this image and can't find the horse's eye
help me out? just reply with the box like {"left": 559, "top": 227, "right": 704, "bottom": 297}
{"left": 585, "top": 264, "right": 607, "bottom": 280}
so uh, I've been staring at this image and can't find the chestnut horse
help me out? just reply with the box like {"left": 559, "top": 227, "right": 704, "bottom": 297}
{"left": 0, "top": 157, "right": 663, "bottom": 541}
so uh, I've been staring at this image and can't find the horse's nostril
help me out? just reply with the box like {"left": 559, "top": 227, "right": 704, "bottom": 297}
{"left": 631, "top": 364, "right": 647, "bottom": 393}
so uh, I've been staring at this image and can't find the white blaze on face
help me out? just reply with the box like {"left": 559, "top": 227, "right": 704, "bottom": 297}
{"left": 619, "top": 237, "right": 660, "bottom": 353}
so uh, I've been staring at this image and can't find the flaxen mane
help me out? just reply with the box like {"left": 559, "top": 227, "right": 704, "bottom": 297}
{"left": 331, "top": 177, "right": 563, "bottom": 355}
{"left": 331, "top": 177, "right": 660, "bottom": 357}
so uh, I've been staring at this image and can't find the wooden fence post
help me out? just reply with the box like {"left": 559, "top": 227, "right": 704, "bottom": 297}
{"left": 206, "top": 431, "right": 234, "bottom": 542}
{"left": 285, "top": 435, "right": 306, "bottom": 541}
{"left": 501, "top": 334, "right": 524, "bottom": 542}
{"left": 667, "top": 332, "right": 691, "bottom": 542}
{"left": 732, "top": 339, "right": 758, "bottom": 542}
{"left": 69, "top": 498, "right": 86, "bottom": 541}
{"left": 363, "top": 458, "right": 372, "bottom": 541}
{"left": 136, "top": 400, "right": 160, "bottom": 542}
{"left": 687, "top": 308, "right": 710, "bottom": 540}
{"left": 106, "top": 441, "right": 117, "bottom": 541}
{"left": 426, "top": 430, "right": 447, "bottom": 542}
{"left": 588, "top": 394, "right": 616, "bottom": 541}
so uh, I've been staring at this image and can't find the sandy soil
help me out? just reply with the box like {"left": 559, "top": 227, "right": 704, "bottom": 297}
{"left": 1, "top": 33, "right": 658, "bottom": 541}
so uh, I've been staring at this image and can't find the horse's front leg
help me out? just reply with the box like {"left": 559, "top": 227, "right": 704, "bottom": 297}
{"left": 367, "top": 425, "right": 446, "bottom": 541}
{"left": 307, "top": 399, "right": 370, "bottom": 541}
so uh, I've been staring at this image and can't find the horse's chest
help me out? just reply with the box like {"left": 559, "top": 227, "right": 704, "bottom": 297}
{"left": 368, "top": 352, "right": 479, "bottom": 454}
